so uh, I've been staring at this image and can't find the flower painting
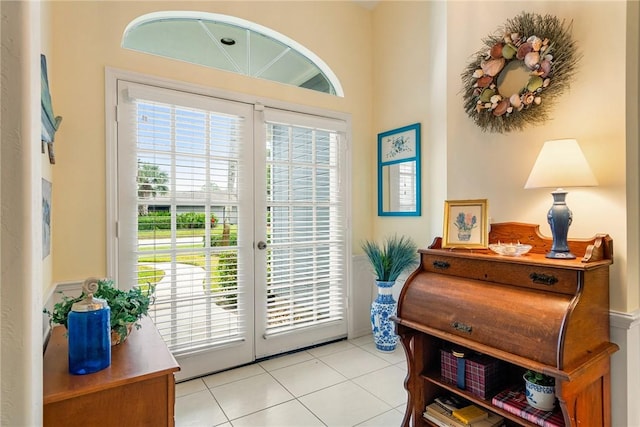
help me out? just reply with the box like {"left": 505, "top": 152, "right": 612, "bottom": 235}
{"left": 443, "top": 199, "right": 488, "bottom": 248}
{"left": 379, "top": 125, "right": 418, "bottom": 163}
{"left": 454, "top": 212, "right": 477, "bottom": 241}
{"left": 385, "top": 134, "right": 413, "bottom": 160}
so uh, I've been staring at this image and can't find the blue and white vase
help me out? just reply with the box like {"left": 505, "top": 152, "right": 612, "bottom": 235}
{"left": 371, "top": 280, "right": 398, "bottom": 352}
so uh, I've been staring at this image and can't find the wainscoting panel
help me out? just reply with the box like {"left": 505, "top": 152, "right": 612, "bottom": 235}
{"left": 43, "top": 281, "right": 83, "bottom": 349}
{"left": 349, "top": 254, "right": 375, "bottom": 339}
{"left": 609, "top": 308, "right": 640, "bottom": 427}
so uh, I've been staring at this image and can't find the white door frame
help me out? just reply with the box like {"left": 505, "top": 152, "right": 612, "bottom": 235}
{"left": 105, "top": 68, "right": 353, "bottom": 379}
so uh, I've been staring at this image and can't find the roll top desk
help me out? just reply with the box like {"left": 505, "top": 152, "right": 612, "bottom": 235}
{"left": 394, "top": 222, "right": 617, "bottom": 427}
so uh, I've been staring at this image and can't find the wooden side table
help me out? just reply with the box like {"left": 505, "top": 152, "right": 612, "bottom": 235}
{"left": 44, "top": 316, "right": 180, "bottom": 427}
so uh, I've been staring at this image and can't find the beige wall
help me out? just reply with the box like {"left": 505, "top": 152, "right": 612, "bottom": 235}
{"left": 1, "top": 2, "right": 45, "bottom": 424}
{"left": 56, "top": 0, "right": 635, "bottom": 305}
{"left": 41, "top": 0, "right": 54, "bottom": 302}
{"left": 373, "top": 0, "right": 634, "bottom": 312}
{"left": 49, "top": 1, "right": 374, "bottom": 288}
{"left": 371, "top": 2, "right": 638, "bottom": 424}
{"left": 446, "top": 1, "right": 630, "bottom": 311}
{"left": 45, "top": 0, "right": 640, "bottom": 421}
{"left": 372, "top": 1, "right": 448, "bottom": 247}
{"left": 0, "top": 0, "right": 632, "bottom": 425}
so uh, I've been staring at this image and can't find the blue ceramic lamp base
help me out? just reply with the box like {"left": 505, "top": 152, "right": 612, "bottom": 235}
{"left": 546, "top": 189, "right": 576, "bottom": 259}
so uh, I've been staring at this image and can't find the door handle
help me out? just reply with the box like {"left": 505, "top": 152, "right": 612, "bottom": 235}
{"left": 257, "top": 241, "right": 267, "bottom": 250}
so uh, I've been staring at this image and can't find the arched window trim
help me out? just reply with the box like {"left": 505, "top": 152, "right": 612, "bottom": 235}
{"left": 122, "top": 11, "right": 344, "bottom": 97}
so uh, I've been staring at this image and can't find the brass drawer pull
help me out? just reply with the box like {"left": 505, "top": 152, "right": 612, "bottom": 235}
{"left": 530, "top": 272, "right": 559, "bottom": 286}
{"left": 433, "top": 261, "right": 450, "bottom": 270}
{"left": 451, "top": 321, "right": 472, "bottom": 333}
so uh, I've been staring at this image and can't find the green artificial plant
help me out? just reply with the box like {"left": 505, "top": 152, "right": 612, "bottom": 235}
{"left": 361, "top": 235, "right": 419, "bottom": 282}
{"left": 524, "top": 369, "right": 555, "bottom": 386}
{"left": 44, "top": 278, "right": 153, "bottom": 341}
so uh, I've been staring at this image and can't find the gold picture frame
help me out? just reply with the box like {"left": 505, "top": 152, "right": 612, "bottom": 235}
{"left": 443, "top": 199, "right": 489, "bottom": 248}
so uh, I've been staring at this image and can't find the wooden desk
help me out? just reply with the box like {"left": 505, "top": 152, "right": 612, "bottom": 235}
{"left": 44, "top": 316, "right": 180, "bottom": 427}
{"left": 395, "top": 223, "right": 617, "bottom": 426}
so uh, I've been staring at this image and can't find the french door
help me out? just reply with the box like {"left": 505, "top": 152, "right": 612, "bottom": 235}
{"left": 254, "top": 109, "right": 349, "bottom": 358}
{"left": 113, "top": 79, "right": 348, "bottom": 379}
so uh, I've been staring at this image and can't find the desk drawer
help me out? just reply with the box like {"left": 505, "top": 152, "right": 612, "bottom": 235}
{"left": 422, "top": 254, "right": 579, "bottom": 295}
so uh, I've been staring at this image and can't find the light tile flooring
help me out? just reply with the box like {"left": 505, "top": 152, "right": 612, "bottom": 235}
{"left": 175, "top": 335, "right": 408, "bottom": 427}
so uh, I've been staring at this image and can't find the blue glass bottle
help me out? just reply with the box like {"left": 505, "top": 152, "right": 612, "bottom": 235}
{"left": 68, "top": 278, "right": 111, "bottom": 375}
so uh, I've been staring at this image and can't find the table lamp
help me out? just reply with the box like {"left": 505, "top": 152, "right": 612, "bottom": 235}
{"left": 524, "top": 139, "right": 598, "bottom": 259}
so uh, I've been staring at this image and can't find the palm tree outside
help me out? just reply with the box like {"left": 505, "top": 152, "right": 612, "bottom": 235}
{"left": 137, "top": 161, "right": 169, "bottom": 216}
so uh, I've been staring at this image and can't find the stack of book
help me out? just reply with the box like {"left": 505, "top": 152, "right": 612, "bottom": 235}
{"left": 423, "top": 395, "right": 505, "bottom": 427}
{"left": 491, "top": 386, "right": 565, "bottom": 427}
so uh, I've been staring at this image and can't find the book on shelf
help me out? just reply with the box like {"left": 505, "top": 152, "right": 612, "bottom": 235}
{"left": 434, "top": 394, "right": 468, "bottom": 413}
{"left": 491, "top": 386, "right": 565, "bottom": 427}
{"left": 424, "top": 402, "right": 504, "bottom": 427}
{"left": 452, "top": 405, "right": 489, "bottom": 423}
{"left": 425, "top": 403, "right": 468, "bottom": 427}
{"left": 424, "top": 409, "right": 461, "bottom": 427}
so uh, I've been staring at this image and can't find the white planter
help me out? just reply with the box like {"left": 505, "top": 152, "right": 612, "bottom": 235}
{"left": 524, "top": 376, "right": 556, "bottom": 411}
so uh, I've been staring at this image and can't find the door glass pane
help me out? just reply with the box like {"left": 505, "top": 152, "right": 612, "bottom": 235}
{"left": 133, "top": 98, "right": 246, "bottom": 356}
{"left": 264, "top": 123, "right": 345, "bottom": 336}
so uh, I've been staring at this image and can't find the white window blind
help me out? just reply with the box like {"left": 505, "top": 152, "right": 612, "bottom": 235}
{"left": 262, "top": 110, "right": 347, "bottom": 337}
{"left": 120, "top": 82, "right": 251, "bottom": 356}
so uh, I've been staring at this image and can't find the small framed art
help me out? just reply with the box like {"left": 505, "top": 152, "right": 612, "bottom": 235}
{"left": 443, "top": 199, "right": 488, "bottom": 248}
{"left": 377, "top": 123, "right": 421, "bottom": 216}
{"left": 42, "top": 178, "right": 52, "bottom": 259}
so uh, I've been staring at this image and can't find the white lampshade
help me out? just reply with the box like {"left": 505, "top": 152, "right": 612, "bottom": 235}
{"left": 525, "top": 139, "right": 598, "bottom": 189}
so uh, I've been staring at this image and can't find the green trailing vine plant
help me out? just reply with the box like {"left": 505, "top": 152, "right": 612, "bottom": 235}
{"left": 461, "top": 12, "right": 581, "bottom": 133}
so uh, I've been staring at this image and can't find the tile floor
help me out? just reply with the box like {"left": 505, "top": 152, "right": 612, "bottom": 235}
{"left": 175, "top": 335, "right": 408, "bottom": 427}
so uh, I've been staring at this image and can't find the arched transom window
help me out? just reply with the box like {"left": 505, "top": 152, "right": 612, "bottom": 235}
{"left": 122, "top": 11, "right": 344, "bottom": 96}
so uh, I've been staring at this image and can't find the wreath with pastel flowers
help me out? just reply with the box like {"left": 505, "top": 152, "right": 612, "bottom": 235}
{"left": 461, "top": 12, "right": 580, "bottom": 133}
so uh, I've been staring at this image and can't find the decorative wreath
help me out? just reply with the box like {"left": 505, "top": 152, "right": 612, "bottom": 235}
{"left": 461, "top": 12, "right": 581, "bottom": 133}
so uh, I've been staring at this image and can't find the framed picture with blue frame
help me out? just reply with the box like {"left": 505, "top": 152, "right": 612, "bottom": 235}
{"left": 377, "top": 123, "right": 421, "bottom": 216}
